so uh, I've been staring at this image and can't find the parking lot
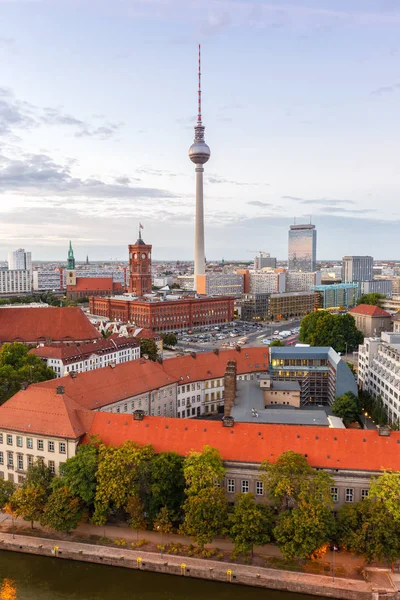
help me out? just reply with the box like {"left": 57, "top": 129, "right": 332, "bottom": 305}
{"left": 173, "top": 319, "right": 301, "bottom": 354}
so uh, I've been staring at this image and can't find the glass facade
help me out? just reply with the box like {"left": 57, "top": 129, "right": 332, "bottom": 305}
{"left": 288, "top": 224, "right": 317, "bottom": 272}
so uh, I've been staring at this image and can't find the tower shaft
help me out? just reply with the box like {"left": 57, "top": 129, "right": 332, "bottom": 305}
{"left": 194, "top": 165, "right": 205, "bottom": 279}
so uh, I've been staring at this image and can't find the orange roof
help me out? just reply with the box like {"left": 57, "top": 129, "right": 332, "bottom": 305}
{"left": 0, "top": 307, "right": 101, "bottom": 343}
{"left": 84, "top": 414, "right": 400, "bottom": 472}
{"left": 0, "top": 387, "right": 94, "bottom": 439}
{"left": 69, "top": 277, "right": 113, "bottom": 291}
{"left": 29, "top": 336, "right": 138, "bottom": 364}
{"left": 349, "top": 304, "right": 391, "bottom": 317}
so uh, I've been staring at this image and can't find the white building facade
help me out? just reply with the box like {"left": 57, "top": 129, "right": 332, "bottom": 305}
{"left": 249, "top": 271, "right": 286, "bottom": 294}
{"left": 286, "top": 271, "right": 321, "bottom": 292}
{"left": 8, "top": 248, "right": 32, "bottom": 271}
{"left": 0, "top": 270, "right": 32, "bottom": 294}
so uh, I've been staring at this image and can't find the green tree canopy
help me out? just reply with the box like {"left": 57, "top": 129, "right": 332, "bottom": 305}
{"left": 269, "top": 340, "right": 285, "bottom": 347}
{"left": 25, "top": 460, "right": 54, "bottom": 493}
{"left": 140, "top": 339, "right": 159, "bottom": 362}
{"left": 11, "top": 483, "right": 47, "bottom": 528}
{"left": 161, "top": 333, "right": 177, "bottom": 347}
{"left": 260, "top": 451, "right": 313, "bottom": 510}
{"left": 229, "top": 493, "right": 272, "bottom": 557}
{"left": 273, "top": 471, "right": 335, "bottom": 559}
{"left": 357, "top": 293, "right": 386, "bottom": 306}
{"left": 41, "top": 486, "right": 82, "bottom": 533}
{"left": 183, "top": 446, "right": 226, "bottom": 495}
{"left": 332, "top": 392, "right": 360, "bottom": 424}
{"left": 150, "top": 452, "right": 185, "bottom": 523}
{"left": 299, "top": 311, "right": 363, "bottom": 353}
{"left": 0, "top": 479, "right": 15, "bottom": 510}
{"left": 125, "top": 494, "right": 147, "bottom": 540}
{"left": 369, "top": 471, "right": 400, "bottom": 524}
{"left": 0, "top": 343, "right": 56, "bottom": 404}
{"left": 181, "top": 486, "right": 229, "bottom": 549}
{"left": 58, "top": 440, "right": 99, "bottom": 507}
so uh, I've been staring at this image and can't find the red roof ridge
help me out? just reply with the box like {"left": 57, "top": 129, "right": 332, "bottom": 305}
{"left": 349, "top": 304, "right": 391, "bottom": 317}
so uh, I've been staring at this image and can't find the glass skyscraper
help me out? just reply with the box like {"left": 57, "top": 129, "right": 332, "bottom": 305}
{"left": 288, "top": 224, "right": 317, "bottom": 272}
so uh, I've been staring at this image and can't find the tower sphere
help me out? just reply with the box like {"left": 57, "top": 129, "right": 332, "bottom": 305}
{"left": 189, "top": 141, "right": 211, "bottom": 164}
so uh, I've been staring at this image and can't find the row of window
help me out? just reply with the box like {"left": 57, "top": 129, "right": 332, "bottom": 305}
{"left": 0, "top": 452, "right": 56, "bottom": 473}
{"left": 331, "top": 487, "right": 368, "bottom": 503}
{"left": 0, "top": 434, "right": 66, "bottom": 454}
{"left": 226, "top": 479, "right": 264, "bottom": 495}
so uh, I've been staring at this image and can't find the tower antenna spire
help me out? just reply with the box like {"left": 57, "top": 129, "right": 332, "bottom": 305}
{"left": 197, "top": 43, "right": 202, "bottom": 126}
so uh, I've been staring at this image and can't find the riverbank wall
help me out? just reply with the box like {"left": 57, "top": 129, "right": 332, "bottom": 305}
{"left": 0, "top": 533, "right": 394, "bottom": 600}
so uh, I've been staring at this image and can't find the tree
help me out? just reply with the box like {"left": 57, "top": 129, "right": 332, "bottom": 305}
{"left": 273, "top": 472, "right": 335, "bottom": 559}
{"left": 269, "top": 340, "right": 285, "bottom": 347}
{"left": 229, "top": 493, "right": 272, "bottom": 557}
{"left": 161, "top": 333, "right": 177, "bottom": 347}
{"left": 58, "top": 440, "right": 99, "bottom": 507}
{"left": 92, "top": 441, "right": 154, "bottom": 525}
{"left": 183, "top": 446, "right": 225, "bottom": 495}
{"left": 140, "top": 339, "right": 159, "bottom": 362}
{"left": 154, "top": 507, "right": 174, "bottom": 548}
{"left": 125, "top": 494, "right": 147, "bottom": 540}
{"left": 181, "top": 486, "right": 229, "bottom": 549}
{"left": 369, "top": 471, "right": 400, "bottom": 525}
{"left": 298, "top": 311, "right": 363, "bottom": 353}
{"left": 25, "top": 460, "right": 54, "bottom": 492}
{"left": 260, "top": 451, "right": 313, "bottom": 510}
{"left": 41, "top": 486, "right": 82, "bottom": 533}
{"left": 357, "top": 293, "right": 386, "bottom": 306}
{"left": 332, "top": 392, "right": 360, "bottom": 424}
{"left": 0, "top": 343, "right": 56, "bottom": 404}
{"left": 150, "top": 452, "right": 185, "bottom": 524}
{"left": 0, "top": 480, "right": 15, "bottom": 510}
{"left": 11, "top": 483, "right": 47, "bottom": 528}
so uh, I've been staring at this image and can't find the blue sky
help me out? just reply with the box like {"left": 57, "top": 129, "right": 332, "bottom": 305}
{"left": 0, "top": 0, "right": 399, "bottom": 262}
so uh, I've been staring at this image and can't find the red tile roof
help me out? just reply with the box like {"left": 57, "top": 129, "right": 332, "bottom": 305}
{"left": 0, "top": 387, "right": 94, "bottom": 439}
{"left": 70, "top": 277, "right": 113, "bottom": 292}
{"left": 349, "top": 304, "right": 391, "bottom": 317}
{"left": 29, "top": 336, "right": 139, "bottom": 365}
{"left": 84, "top": 414, "right": 400, "bottom": 473}
{"left": 0, "top": 307, "right": 101, "bottom": 343}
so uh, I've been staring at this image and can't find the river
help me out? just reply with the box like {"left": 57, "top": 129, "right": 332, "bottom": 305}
{"left": 0, "top": 551, "right": 322, "bottom": 600}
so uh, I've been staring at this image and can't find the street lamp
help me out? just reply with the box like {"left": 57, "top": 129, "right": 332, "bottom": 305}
{"left": 364, "top": 412, "right": 368, "bottom": 429}
{"left": 332, "top": 545, "right": 338, "bottom": 582}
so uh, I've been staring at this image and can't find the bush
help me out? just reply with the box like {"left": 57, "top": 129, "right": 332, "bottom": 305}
{"left": 114, "top": 538, "right": 126, "bottom": 546}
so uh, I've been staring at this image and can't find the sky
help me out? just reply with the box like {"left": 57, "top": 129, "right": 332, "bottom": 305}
{"left": 1, "top": 0, "right": 400, "bottom": 262}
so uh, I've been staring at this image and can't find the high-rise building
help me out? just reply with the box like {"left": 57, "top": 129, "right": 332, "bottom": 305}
{"left": 8, "top": 248, "right": 31, "bottom": 271}
{"left": 342, "top": 256, "right": 373, "bottom": 283}
{"left": 254, "top": 252, "right": 277, "bottom": 270}
{"left": 128, "top": 228, "right": 152, "bottom": 296}
{"left": 189, "top": 45, "right": 210, "bottom": 291}
{"left": 288, "top": 224, "right": 317, "bottom": 272}
{"left": 286, "top": 271, "right": 321, "bottom": 292}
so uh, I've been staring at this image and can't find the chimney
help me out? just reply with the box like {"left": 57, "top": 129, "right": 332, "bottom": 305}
{"left": 222, "top": 415, "right": 234, "bottom": 428}
{"left": 109, "top": 362, "right": 116, "bottom": 369}
{"left": 56, "top": 385, "right": 65, "bottom": 395}
{"left": 133, "top": 409, "right": 145, "bottom": 421}
{"left": 224, "top": 359, "right": 237, "bottom": 417}
{"left": 377, "top": 425, "right": 391, "bottom": 437}
{"left": 191, "top": 352, "right": 197, "bottom": 359}
{"left": 213, "top": 348, "right": 219, "bottom": 356}
{"left": 235, "top": 345, "right": 241, "bottom": 352}
{"left": 70, "top": 371, "right": 77, "bottom": 378}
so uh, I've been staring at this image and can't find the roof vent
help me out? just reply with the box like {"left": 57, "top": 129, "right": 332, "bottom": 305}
{"left": 109, "top": 362, "right": 116, "bottom": 369}
{"left": 133, "top": 409, "right": 145, "bottom": 421}
{"left": 223, "top": 416, "right": 234, "bottom": 428}
{"left": 377, "top": 424, "right": 391, "bottom": 437}
{"left": 70, "top": 371, "right": 77, "bottom": 378}
{"left": 235, "top": 345, "right": 241, "bottom": 352}
{"left": 56, "top": 385, "right": 65, "bottom": 395}
{"left": 213, "top": 348, "right": 219, "bottom": 356}
{"left": 191, "top": 352, "right": 196, "bottom": 359}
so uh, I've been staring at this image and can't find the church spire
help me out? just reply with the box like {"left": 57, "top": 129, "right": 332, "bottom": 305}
{"left": 67, "top": 240, "right": 75, "bottom": 270}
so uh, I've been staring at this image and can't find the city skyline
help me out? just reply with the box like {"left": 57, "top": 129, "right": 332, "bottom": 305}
{"left": 1, "top": 0, "right": 400, "bottom": 260}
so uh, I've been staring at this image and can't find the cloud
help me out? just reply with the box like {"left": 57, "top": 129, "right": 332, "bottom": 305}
{"left": 247, "top": 201, "right": 273, "bottom": 208}
{"left": 282, "top": 195, "right": 355, "bottom": 206}
{"left": 371, "top": 83, "right": 400, "bottom": 96}
{"left": 200, "top": 11, "right": 232, "bottom": 34}
{"left": 317, "top": 206, "right": 376, "bottom": 214}
{"left": 207, "top": 175, "right": 268, "bottom": 187}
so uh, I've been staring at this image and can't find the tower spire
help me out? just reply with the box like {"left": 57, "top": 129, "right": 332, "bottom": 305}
{"left": 197, "top": 43, "right": 202, "bottom": 126}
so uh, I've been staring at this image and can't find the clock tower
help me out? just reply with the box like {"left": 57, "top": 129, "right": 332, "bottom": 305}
{"left": 66, "top": 240, "right": 76, "bottom": 286}
{"left": 128, "top": 228, "right": 152, "bottom": 296}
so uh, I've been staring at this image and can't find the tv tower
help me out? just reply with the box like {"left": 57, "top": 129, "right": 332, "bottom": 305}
{"left": 189, "top": 44, "right": 210, "bottom": 291}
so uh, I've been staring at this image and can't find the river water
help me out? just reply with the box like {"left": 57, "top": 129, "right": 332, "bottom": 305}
{"left": 0, "top": 551, "right": 321, "bottom": 600}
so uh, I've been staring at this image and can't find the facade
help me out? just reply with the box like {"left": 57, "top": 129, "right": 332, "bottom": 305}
{"left": 67, "top": 277, "right": 123, "bottom": 300}
{"left": 0, "top": 270, "right": 32, "bottom": 294}
{"left": 89, "top": 295, "right": 235, "bottom": 332}
{"left": 0, "top": 307, "right": 101, "bottom": 344}
{"left": 196, "top": 272, "right": 244, "bottom": 297}
{"left": 349, "top": 304, "right": 392, "bottom": 337}
{"left": 254, "top": 253, "right": 277, "bottom": 270}
{"left": 176, "top": 275, "right": 195, "bottom": 291}
{"left": 33, "top": 269, "right": 64, "bottom": 292}
{"left": 237, "top": 293, "right": 269, "bottom": 321}
{"left": 269, "top": 346, "right": 357, "bottom": 406}
{"left": 392, "top": 313, "right": 400, "bottom": 333}
{"left": 268, "top": 291, "right": 318, "bottom": 319}
{"left": 360, "top": 279, "right": 393, "bottom": 298}
{"left": 8, "top": 248, "right": 32, "bottom": 271}
{"left": 342, "top": 256, "right": 373, "bottom": 283}
{"left": 128, "top": 230, "right": 152, "bottom": 296}
{"left": 286, "top": 271, "right": 321, "bottom": 292}
{"left": 312, "top": 283, "right": 359, "bottom": 309}
{"left": 379, "top": 295, "right": 400, "bottom": 315}
{"left": 249, "top": 271, "right": 286, "bottom": 294}
{"left": 288, "top": 224, "right": 317, "bottom": 272}
{"left": 29, "top": 336, "right": 140, "bottom": 377}
{"left": 358, "top": 331, "right": 400, "bottom": 426}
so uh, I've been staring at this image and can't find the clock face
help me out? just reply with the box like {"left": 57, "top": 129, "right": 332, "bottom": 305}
{"left": 133, "top": 253, "right": 137, "bottom": 259}
{"left": 141, "top": 253, "right": 146, "bottom": 259}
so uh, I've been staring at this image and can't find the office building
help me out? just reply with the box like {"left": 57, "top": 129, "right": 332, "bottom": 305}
{"left": 288, "top": 224, "right": 317, "bottom": 272}
{"left": 249, "top": 271, "right": 286, "bottom": 294}
{"left": 286, "top": 271, "right": 321, "bottom": 292}
{"left": 237, "top": 293, "right": 269, "bottom": 321}
{"left": 32, "top": 270, "right": 64, "bottom": 292}
{"left": 360, "top": 279, "right": 393, "bottom": 298}
{"left": 254, "top": 252, "right": 277, "bottom": 270}
{"left": 358, "top": 331, "right": 400, "bottom": 426}
{"left": 268, "top": 291, "right": 318, "bottom": 319}
{"left": 342, "top": 256, "right": 373, "bottom": 283}
{"left": 8, "top": 248, "right": 32, "bottom": 271}
{"left": 313, "top": 283, "right": 359, "bottom": 309}
{"left": 0, "top": 270, "right": 32, "bottom": 294}
{"left": 196, "top": 272, "right": 244, "bottom": 297}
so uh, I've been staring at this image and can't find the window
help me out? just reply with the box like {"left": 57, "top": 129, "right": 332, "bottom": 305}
{"left": 17, "top": 454, "right": 23, "bottom": 470}
{"left": 48, "top": 460, "right": 55, "bottom": 474}
{"left": 345, "top": 488, "right": 354, "bottom": 503}
{"left": 0, "top": 433, "right": 3, "bottom": 443}
{"left": 331, "top": 487, "right": 339, "bottom": 503}
{"left": 0, "top": 451, "right": 3, "bottom": 465}
{"left": 256, "top": 481, "right": 264, "bottom": 496}
{"left": 59, "top": 442, "right": 66, "bottom": 454}
{"left": 7, "top": 435, "right": 12, "bottom": 446}
{"left": 7, "top": 452, "right": 13, "bottom": 467}
{"left": 361, "top": 489, "right": 369, "bottom": 500}
{"left": 27, "top": 455, "right": 33, "bottom": 466}
{"left": 227, "top": 479, "right": 235, "bottom": 493}
{"left": 16, "top": 436, "right": 23, "bottom": 448}
{"left": 26, "top": 437, "right": 32, "bottom": 449}
{"left": 241, "top": 480, "right": 249, "bottom": 493}
{"left": 48, "top": 441, "right": 55, "bottom": 453}
{"left": 37, "top": 440, "right": 44, "bottom": 451}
